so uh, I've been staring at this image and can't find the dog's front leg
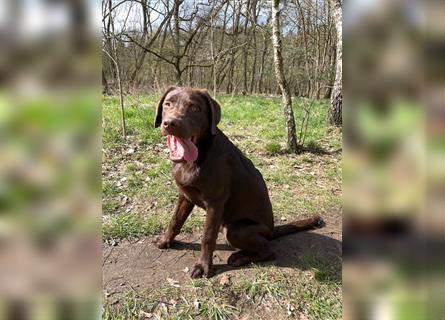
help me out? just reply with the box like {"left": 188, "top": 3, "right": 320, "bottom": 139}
{"left": 191, "top": 204, "right": 223, "bottom": 278}
{"left": 154, "top": 194, "right": 194, "bottom": 249}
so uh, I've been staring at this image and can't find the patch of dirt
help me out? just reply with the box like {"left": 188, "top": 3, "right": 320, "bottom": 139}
{"left": 103, "top": 210, "right": 342, "bottom": 298}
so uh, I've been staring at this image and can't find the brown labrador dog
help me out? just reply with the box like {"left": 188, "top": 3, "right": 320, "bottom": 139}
{"left": 153, "top": 87, "right": 323, "bottom": 278}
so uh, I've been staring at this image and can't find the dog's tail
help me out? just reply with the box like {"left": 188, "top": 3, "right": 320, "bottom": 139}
{"left": 271, "top": 215, "right": 324, "bottom": 240}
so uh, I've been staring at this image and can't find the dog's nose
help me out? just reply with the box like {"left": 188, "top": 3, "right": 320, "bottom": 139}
{"left": 162, "top": 119, "right": 177, "bottom": 129}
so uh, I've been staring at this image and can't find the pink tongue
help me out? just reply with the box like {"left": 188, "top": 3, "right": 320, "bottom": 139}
{"left": 167, "top": 135, "right": 198, "bottom": 162}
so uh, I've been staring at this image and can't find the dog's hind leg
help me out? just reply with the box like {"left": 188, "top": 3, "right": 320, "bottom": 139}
{"left": 225, "top": 220, "right": 275, "bottom": 266}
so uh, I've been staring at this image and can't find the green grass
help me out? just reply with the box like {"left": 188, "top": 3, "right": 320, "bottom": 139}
{"left": 102, "top": 94, "right": 341, "bottom": 239}
{"left": 103, "top": 265, "right": 341, "bottom": 320}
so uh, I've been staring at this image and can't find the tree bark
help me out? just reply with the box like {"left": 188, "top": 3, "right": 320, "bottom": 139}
{"left": 102, "top": 69, "right": 110, "bottom": 95}
{"left": 329, "top": 0, "right": 342, "bottom": 127}
{"left": 271, "top": 0, "right": 299, "bottom": 153}
{"left": 257, "top": 32, "right": 269, "bottom": 93}
{"left": 108, "top": 0, "right": 126, "bottom": 139}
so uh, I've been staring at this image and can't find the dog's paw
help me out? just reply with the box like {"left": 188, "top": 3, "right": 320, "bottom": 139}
{"left": 313, "top": 216, "right": 325, "bottom": 228}
{"left": 228, "top": 250, "right": 276, "bottom": 266}
{"left": 153, "top": 236, "right": 171, "bottom": 249}
{"left": 190, "top": 262, "right": 213, "bottom": 279}
{"left": 227, "top": 251, "right": 250, "bottom": 267}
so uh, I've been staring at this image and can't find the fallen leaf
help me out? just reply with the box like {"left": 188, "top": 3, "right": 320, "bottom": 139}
{"left": 124, "top": 148, "right": 135, "bottom": 155}
{"left": 219, "top": 274, "right": 231, "bottom": 286}
{"left": 169, "top": 299, "right": 177, "bottom": 306}
{"left": 166, "top": 277, "right": 180, "bottom": 287}
{"left": 182, "top": 267, "right": 189, "bottom": 273}
{"left": 138, "top": 311, "right": 153, "bottom": 319}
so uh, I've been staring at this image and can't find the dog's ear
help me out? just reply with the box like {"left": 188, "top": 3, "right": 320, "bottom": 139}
{"left": 154, "top": 86, "right": 176, "bottom": 128}
{"left": 201, "top": 90, "right": 221, "bottom": 135}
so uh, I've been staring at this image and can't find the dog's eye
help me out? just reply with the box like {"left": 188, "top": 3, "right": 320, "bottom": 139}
{"left": 191, "top": 105, "right": 200, "bottom": 112}
{"left": 164, "top": 102, "right": 171, "bottom": 108}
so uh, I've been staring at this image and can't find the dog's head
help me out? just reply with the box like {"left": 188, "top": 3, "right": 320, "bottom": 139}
{"left": 154, "top": 87, "right": 221, "bottom": 139}
{"left": 154, "top": 87, "right": 221, "bottom": 162}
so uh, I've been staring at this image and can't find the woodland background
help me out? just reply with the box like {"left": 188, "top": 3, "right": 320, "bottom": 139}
{"left": 102, "top": 0, "right": 342, "bottom": 113}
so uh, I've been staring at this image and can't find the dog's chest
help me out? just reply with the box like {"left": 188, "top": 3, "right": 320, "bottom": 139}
{"left": 172, "top": 163, "right": 206, "bottom": 208}
{"left": 172, "top": 162, "right": 200, "bottom": 185}
{"left": 179, "top": 185, "right": 206, "bottom": 208}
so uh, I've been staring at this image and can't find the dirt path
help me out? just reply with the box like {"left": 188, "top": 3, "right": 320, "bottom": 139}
{"left": 103, "top": 210, "right": 342, "bottom": 299}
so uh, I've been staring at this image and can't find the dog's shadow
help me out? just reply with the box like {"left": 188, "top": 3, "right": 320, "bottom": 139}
{"left": 171, "top": 231, "right": 342, "bottom": 284}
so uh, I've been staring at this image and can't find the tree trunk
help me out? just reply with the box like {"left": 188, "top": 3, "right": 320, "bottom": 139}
{"left": 271, "top": 0, "right": 298, "bottom": 153}
{"left": 173, "top": 0, "right": 183, "bottom": 86}
{"left": 102, "top": 69, "right": 110, "bottom": 95}
{"left": 242, "top": 0, "right": 251, "bottom": 94}
{"left": 226, "top": 2, "right": 241, "bottom": 94}
{"left": 106, "top": 0, "right": 126, "bottom": 139}
{"left": 329, "top": 0, "right": 342, "bottom": 127}
{"left": 174, "top": 63, "right": 183, "bottom": 86}
{"left": 257, "top": 36, "right": 268, "bottom": 93}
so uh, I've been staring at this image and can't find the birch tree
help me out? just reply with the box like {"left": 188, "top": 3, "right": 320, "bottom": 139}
{"left": 271, "top": 0, "right": 299, "bottom": 152}
{"left": 329, "top": 0, "right": 342, "bottom": 126}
